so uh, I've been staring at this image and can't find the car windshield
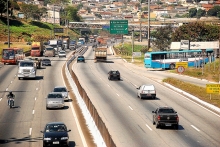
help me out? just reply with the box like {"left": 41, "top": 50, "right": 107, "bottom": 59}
{"left": 20, "top": 62, "right": 34, "bottom": 67}
{"left": 78, "top": 56, "right": 84, "bottom": 58}
{"left": 158, "top": 108, "right": 175, "bottom": 113}
{"left": 45, "top": 124, "right": 67, "bottom": 132}
{"left": 47, "top": 94, "right": 63, "bottom": 98}
{"left": 54, "top": 88, "right": 67, "bottom": 92}
{"left": 60, "top": 51, "right": 65, "bottom": 54}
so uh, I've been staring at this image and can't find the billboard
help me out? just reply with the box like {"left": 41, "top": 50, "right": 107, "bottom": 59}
{"left": 171, "top": 41, "right": 219, "bottom": 50}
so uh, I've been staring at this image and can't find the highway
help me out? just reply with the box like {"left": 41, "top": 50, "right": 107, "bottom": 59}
{"left": 0, "top": 53, "right": 85, "bottom": 147}
{"left": 73, "top": 45, "right": 220, "bottom": 147}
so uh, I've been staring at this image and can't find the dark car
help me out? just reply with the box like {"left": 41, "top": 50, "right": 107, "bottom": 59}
{"left": 42, "top": 58, "right": 51, "bottom": 66}
{"left": 152, "top": 107, "right": 179, "bottom": 129}
{"left": 77, "top": 55, "right": 85, "bottom": 63}
{"left": 108, "top": 70, "right": 120, "bottom": 80}
{"left": 41, "top": 122, "right": 71, "bottom": 147}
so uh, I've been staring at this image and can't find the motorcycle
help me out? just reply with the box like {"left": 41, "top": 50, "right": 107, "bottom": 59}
{"left": 8, "top": 96, "right": 15, "bottom": 109}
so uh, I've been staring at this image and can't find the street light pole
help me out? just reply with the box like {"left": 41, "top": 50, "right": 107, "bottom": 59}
{"left": 7, "top": 0, "right": 10, "bottom": 48}
{"left": 132, "top": 28, "right": 134, "bottom": 62}
{"left": 139, "top": 0, "right": 142, "bottom": 42}
{"left": 147, "top": 0, "right": 150, "bottom": 49}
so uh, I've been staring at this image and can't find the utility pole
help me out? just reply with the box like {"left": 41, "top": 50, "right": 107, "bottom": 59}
{"left": 132, "top": 28, "right": 134, "bottom": 62}
{"left": 139, "top": 0, "right": 142, "bottom": 42}
{"left": 147, "top": 0, "right": 150, "bottom": 49}
{"left": 7, "top": 0, "right": 10, "bottom": 48}
{"left": 53, "top": 5, "right": 55, "bottom": 39}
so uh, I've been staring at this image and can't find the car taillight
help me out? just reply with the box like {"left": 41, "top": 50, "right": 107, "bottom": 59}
{"left": 176, "top": 116, "right": 179, "bottom": 122}
{"left": 157, "top": 115, "right": 160, "bottom": 121}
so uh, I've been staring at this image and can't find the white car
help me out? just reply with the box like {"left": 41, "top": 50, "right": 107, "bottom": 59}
{"left": 58, "top": 50, "right": 66, "bottom": 58}
{"left": 137, "top": 84, "right": 156, "bottom": 99}
{"left": 53, "top": 86, "right": 69, "bottom": 101}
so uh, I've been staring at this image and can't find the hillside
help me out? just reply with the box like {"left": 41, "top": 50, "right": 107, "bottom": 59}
{"left": 0, "top": 16, "right": 78, "bottom": 42}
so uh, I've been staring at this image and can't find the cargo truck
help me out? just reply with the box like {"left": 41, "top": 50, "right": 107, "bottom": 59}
{"left": 31, "top": 42, "right": 44, "bottom": 57}
{"left": 17, "top": 60, "right": 36, "bottom": 80}
{"left": 94, "top": 46, "right": 107, "bottom": 62}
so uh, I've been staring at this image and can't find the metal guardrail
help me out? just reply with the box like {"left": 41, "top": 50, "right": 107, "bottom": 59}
{"left": 65, "top": 46, "right": 116, "bottom": 147}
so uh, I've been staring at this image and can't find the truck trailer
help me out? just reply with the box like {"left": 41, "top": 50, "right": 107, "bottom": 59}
{"left": 94, "top": 47, "right": 107, "bottom": 62}
{"left": 31, "top": 42, "right": 44, "bottom": 57}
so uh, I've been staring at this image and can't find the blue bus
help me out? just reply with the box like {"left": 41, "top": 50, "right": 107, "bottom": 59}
{"left": 144, "top": 49, "right": 214, "bottom": 69}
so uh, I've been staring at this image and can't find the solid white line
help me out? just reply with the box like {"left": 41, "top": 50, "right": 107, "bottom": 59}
{"left": 116, "top": 93, "right": 119, "bottom": 96}
{"left": 61, "top": 64, "right": 88, "bottom": 147}
{"left": 191, "top": 125, "right": 200, "bottom": 132}
{"left": 35, "top": 97, "right": 37, "bottom": 101}
{"left": 129, "top": 106, "right": 133, "bottom": 110}
{"left": 32, "top": 110, "right": 35, "bottom": 114}
{"left": 145, "top": 124, "right": 152, "bottom": 131}
{"left": 36, "top": 88, "right": 38, "bottom": 90}
{"left": 29, "top": 128, "right": 32, "bottom": 136}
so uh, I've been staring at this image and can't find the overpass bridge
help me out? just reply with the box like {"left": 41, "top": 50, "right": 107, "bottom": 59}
{"left": 68, "top": 22, "right": 174, "bottom": 31}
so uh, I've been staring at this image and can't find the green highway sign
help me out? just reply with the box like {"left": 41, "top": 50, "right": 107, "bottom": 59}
{"left": 54, "top": 28, "right": 64, "bottom": 33}
{"left": 110, "top": 20, "right": 128, "bottom": 34}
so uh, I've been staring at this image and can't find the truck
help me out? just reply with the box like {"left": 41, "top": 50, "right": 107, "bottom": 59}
{"left": 63, "top": 38, "right": 70, "bottom": 49}
{"left": 94, "top": 46, "right": 107, "bottom": 62}
{"left": 89, "top": 36, "right": 95, "bottom": 43}
{"left": 78, "top": 37, "right": 85, "bottom": 45}
{"left": 69, "top": 40, "right": 76, "bottom": 50}
{"left": 48, "top": 40, "right": 58, "bottom": 53}
{"left": 152, "top": 106, "right": 179, "bottom": 129}
{"left": 31, "top": 42, "right": 44, "bottom": 57}
{"left": 17, "top": 60, "right": 37, "bottom": 80}
{"left": 44, "top": 45, "right": 56, "bottom": 57}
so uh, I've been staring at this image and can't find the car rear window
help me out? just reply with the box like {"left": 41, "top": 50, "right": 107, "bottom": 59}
{"left": 48, "top": 94, "right": 62, "bottom": 98}
{"left": 143, "top": 85, "right": 155, "bottom": 90}
{"left": 54, "top": 88, "right": 67, "bottom": 92}
{"left": 158, "top": 108, "right": 175, "bottom": 113}
{"left": 46, "top": 124, "right": 67, "bottom": 132}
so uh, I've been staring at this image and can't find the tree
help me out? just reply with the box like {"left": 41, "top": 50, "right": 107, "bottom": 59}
{"left": 65, "top": 6, "right": 81, "bottom": 22}
{"left": 0, "top": 0, "right": 12, "bottom": 17}
{"left": 20, "top": 3, "right": 38, "bottom": 20}
{"left": 150, "top": 25, "right": 173, "bottom": 51}
{"left": 188, "top": 8, "right": 197, "bottom": 18}
{"left": 171, "top": 22, "right": 220, "bottom": 42}
{"left": 197, "top": 9, "right": 206, "bottom": 18}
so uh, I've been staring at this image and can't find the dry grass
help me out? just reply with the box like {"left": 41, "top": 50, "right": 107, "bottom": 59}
{"left": 163, "top": 78, "right": 220, "bottom": 108}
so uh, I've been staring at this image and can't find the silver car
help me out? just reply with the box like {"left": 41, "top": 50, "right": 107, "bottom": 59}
{"left": 58, "top": 50, "right": 66, "bottom": 58}
{"left": 53, "top": 86, "right": 69, "bottom": 101}
{"left": 46, "top": 92, "right": 65, "bottom": 109}
{"left": 137, "top": 84, "right": 156, "bottom": 99}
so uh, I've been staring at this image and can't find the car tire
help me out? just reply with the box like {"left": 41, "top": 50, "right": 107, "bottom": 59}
{"left": 156, "top": 123, "right": 160, "bottom": 128}
{"left": 174, "top": 124, "right": 178, "bottom": 130}
{"left": 153, "top": 119, "right": 155, "bottom": 125}
{"left": 18, "top": 77, "right": 21, "bottom": 80}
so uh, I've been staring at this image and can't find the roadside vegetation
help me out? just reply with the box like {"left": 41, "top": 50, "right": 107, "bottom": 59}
{"left": 163, "top": 78, "right": 220, "bottom": 108}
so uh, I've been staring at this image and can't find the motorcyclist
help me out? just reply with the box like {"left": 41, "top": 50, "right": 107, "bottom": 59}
{"left": 7, "top": 91, "right": 15, "bottom": 106}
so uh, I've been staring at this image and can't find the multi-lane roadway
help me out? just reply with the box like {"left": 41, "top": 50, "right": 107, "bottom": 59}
{"left": 73, "top": 45, "right": 220, "bottom": 147}
{"left": 1, "top": 44, "right": 220, "bottom": 147}
{"left": 0, "top": 52, "right": 86, "bottom": 147}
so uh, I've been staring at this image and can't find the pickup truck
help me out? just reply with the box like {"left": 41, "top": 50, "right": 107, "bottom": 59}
{"left": 152, "top": 107, "right": 179, "bottom": 129}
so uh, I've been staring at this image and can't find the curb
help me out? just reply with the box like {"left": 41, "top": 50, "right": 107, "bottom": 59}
{"left": 164, "top": 82, "right": 220, "bottom": 115}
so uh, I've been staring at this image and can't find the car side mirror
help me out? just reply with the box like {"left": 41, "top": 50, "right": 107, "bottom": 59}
{"left": 136, "top": 87, "right": 139, "bottom": 89}
{"left": 40, "top": 131, "right": 44, "bottom": 133}
{"left": 152, "top": 111, "right": 155, "bottom": 113}
{"left": 68, "top": 129, "right": 71, "bottom": 132}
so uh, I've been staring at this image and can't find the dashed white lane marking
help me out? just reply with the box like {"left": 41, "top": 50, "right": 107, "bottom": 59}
{"left": 36, "top": 88, "right": 38, "bottom": 90}
{"left": 29, "top": 128, "right": 32, "bottom": 136}
{"left": 191, "top": 125, "right": 200, "bottom": 132}
{"left": 129, "top": 106, "right": 133, "bottom": 110}
{"left": 107, "top": 84, "right": 110, "bottom": 87}
{"left": 146, "top": 124, "right": 152, "bottom": 131}
{"left": 6, "top": 88, "right": 8, "bottom": 91}
{"left": 38, "top": 81, "right": 40, "bottom": 83}
{"left": 35, "top": 97, "right": 37, "bottom": 101}
{"left": 116, "top": 93, "right": 119, "bottom": 96}
{"left": 0, "top": 98, "right": 2, "bottom": 101}
{"left": 32, "top": 110, "right": 35, "bottom": 114}
{"left": 11, "top": 81, "right": 12, "bottom": 83}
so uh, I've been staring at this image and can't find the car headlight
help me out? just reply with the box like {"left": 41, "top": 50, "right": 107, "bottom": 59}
{"left": 61, "top": 137, "right": 68, "bottom": 140}
{"left": 44, "top": 138, "right": 51, "bottom": 140}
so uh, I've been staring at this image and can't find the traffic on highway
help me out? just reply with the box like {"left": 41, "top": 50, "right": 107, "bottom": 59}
{"left": 0, "top": 40, "right": 220, "bottom": 147}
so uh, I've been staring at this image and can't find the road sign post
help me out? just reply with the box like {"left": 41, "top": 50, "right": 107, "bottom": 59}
{"left": 110, "top": 20, "right": 128, "bottom": 34}
{"left": 206, "top": 84, "right": 220, "bottom": 100}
